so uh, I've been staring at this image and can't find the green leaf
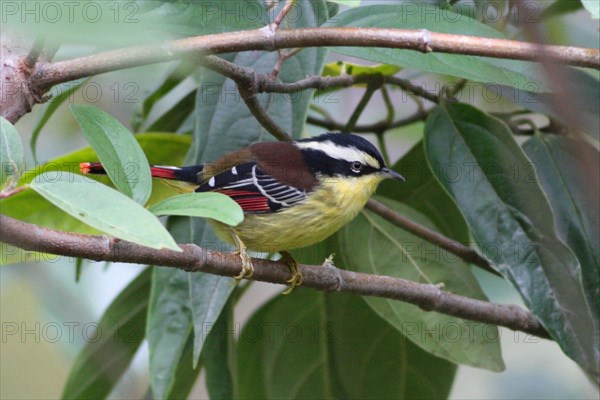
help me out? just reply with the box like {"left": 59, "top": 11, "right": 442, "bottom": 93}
{"left": 147, "top": 262, "right": 194, "bottom": 399}
{"left": 318, "top": 61, "right": 401, "bottom": 95}
{"left": 582, "top": 0, "right": 600, "bottom": 18}
{"left": 203, "top": 299, "right": 235, "bottom": 400}
{"left": 71, "top": 104, "right": 152, "bottom": 205}
{"left": 236, "top": 290, "right": 456, "bottom": 399}
{"left": 189, "top": 272, "right": 235, "bottom": 368}
{"left": 0, "top": 134, "right": 191, "bottom": 241}
{"left": 0, "top": 117, "right": 23, "bottom": 189}
{"left": 424, "top": 102, "right": 599, "bottom": 381}
{"left": 322, "top": 61, "right": 401, "bottom": 77}
{"left": 30, "top": 79, "right": 88, "bottom": 160}
{"left": 168, "top": 333, "right": 203, "bottom": 400}
{"left": 62, "top": 268, "right": 151, "bottom": 399}
{"left": 378, "top": 139, "right": 470, "bottom": 244}
{"left": 335, "top": 197, "right": 504, "bottom": 371}
{"left": 522, "top": 133, "right": 599, "bottom": 333}
{"left": 150, "top": 192, "right": 243, "bottom": 226}
{"left": 29, "top": 172, "right": 180, "bottom": 251}
{"left": 325, "top": 4, "right": 545, "bottom": 91}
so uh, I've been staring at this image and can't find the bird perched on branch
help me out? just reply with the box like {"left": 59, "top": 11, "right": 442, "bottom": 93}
{"left": 81, "top": 133, "right": 404, "bottom": 293}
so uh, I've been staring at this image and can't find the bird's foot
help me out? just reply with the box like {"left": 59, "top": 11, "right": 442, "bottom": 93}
{"left": 232, "top": 234, "right": 254, "bottom": 281}
{"left": 280, "top": 251, "right": 303, "bottom": 295}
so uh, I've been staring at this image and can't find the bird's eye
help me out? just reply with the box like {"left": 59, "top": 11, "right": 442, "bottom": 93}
{"left": 350, "top": 161, "right": 363, "bottom": 173}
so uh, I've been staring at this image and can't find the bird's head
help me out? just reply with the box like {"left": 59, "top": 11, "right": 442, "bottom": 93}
{"left": 295, "top": 133, "right": 405, "bottom": 183}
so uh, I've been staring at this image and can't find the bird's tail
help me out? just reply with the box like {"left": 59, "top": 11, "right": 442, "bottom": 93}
{"left": 80, "top": 162, "right": 203, "bottom": 184}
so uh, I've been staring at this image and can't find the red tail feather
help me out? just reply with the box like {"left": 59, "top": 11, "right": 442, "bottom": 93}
{"left": 149, "top": 166, "right": 179, "bottom": 179}
{"left": 80, "top": 162, "right": 183, "bottom": 181}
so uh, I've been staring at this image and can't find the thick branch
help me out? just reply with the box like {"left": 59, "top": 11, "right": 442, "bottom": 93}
{"left": 4, "top": 27, "right": 598, "bottom": 123}
{"left": 0, "top": 213, "right": 549, "bottom": 339}
{"left": 32, "top": 27, "right": 600, "bottom": 89}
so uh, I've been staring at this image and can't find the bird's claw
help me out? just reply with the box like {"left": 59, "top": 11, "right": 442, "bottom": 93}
{"left": 232, "top": 233, "right": 254, "bottom": 283}
{"left": 233, "top": 249, "right": 254, "bottom": 280}
{"left": 280, "top": 251, "right": 302, "bottom": 295}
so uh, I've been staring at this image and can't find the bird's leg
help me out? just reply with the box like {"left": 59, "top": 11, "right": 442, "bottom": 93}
{"left": 232, "top": 233, "right": 254, "bottom": 280}
{"left": 280, "top": 251, "right": 303, "bottom": 295}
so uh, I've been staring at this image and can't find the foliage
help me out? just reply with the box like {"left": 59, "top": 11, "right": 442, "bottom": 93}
{"left": 1, "top": 0, "right": 598, "bottom": 399}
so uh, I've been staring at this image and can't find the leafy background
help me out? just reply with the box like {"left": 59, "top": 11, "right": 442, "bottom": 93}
{"left": 1, "top": 0, "right": 599, "bottom": 399}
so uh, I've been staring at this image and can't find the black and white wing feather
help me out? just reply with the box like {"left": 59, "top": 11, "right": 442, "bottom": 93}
{"left": 196, "top": 162, "right": 306, "bottom": 213}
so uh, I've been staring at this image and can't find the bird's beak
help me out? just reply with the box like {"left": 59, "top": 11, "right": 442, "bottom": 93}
{"left": 381, "top": 168, "right": 405, "bottom": 182}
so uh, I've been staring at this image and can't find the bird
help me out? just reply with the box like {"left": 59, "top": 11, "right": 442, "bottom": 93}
{"left": 80, "top": 133, "right": 405, "bottom": 293}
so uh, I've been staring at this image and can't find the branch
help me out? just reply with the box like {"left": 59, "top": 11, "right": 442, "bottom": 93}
{"left": 257, "top": 72, "right": 438, "bottom": 103}
{"left": 5, "top": 27, "right": 597, "bottom": 123}
{"left": 198, "top": 55, "right": 293, "bottom": 142}
{"left": 0, "top": 213, "right": 549, "bottom": 339}
{"left": 33, "top": 28, "right": 599, "bottom": 88}
{"left": 307, "top": 111, "right": 427, "bottom": 133}
{"left": 270, "top": 0, "right": 296, "bottom": 30}
{"left": 366, "top": 199, "right": 498, "bottom": 276}
{"left": 344, "top": 78, "right": 379, "bottom": 133}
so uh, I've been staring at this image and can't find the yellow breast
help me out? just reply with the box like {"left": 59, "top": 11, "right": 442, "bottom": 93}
{"left": 209, "top": 174, "right": 384, "bottom": 253}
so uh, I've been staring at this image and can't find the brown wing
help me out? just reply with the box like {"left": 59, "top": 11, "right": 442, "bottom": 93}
{"left": 250, "top": 142, "right": 318, "bottom": 191}
{"left": 199, "top": 141, "right": 318, "bottom": 192}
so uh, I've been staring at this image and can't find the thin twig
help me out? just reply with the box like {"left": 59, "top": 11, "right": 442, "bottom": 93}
{"left": 309, "top": 103, "right": 335, "bottom": 123}
{"left": 198, "top": 55, "right": 292, "bottom": 142}
{"left": 442, "top": 78, "right": 467, "bottom": 102}
{"left": 344, "top": 78, "right": 380, "bottom": 133}
{"left": 366, "top": 199, "right": 499, "bottom": 276}
{"left": 269, "top": 0, "right": 297, "bottom": 79}
{"left": 237, "top": 79, "right": 293, "bottom": 142}
{"left": 271, "top": 47, "right": 303, "bottom": 79}
{"left": 0, "top": 185, "right": 28, "bottom": 199}
{"left": 307, "top": 110, "right": 427, "bottom": 133}
{"left": 0, "top": 213, "right": 549, "bottom": 339}
{"left": 385, "top": 76, "right": 439, "bottom": 103}
{"left": 377, "top": 86, "right": 395, "bottom": 164}
{"left": 380, "top": 86, "right": 395, "bottom": 126}
{"left": 375, "top": 133, "right": 390, "bottom": 167}
{"left": 271, "top": 0, "right": 296, "bottom": 30}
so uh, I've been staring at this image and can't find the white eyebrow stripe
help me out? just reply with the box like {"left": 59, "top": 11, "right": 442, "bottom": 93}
{"left": 295, "top": 140, "right": 380, "bottom": 169}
